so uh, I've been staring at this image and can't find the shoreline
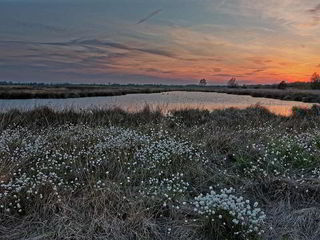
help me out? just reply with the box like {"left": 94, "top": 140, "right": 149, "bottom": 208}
{"left": 1, "top": 85, "right": 320, "bottom": 104}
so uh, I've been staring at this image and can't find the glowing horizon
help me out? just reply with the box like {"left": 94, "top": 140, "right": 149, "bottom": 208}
{"left": 1, "top": 0, "right": 320, "bottom": 85}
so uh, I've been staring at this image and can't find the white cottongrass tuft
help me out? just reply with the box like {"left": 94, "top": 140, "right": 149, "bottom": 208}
{"left": 192, "top": 187, "right": 266, "bottom": 237}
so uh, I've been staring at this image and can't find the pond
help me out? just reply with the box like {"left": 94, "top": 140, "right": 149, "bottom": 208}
{"left": 0, "top": 91, "right": 315, "bottom": 116}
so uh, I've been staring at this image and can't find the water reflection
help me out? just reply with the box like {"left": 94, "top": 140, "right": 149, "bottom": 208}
{"left": 0, "top": 91, "right": 316, "bottom": 116}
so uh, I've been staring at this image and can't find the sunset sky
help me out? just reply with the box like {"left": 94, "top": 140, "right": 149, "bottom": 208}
{"left": 1, "top": 0, "right": 320, "bottom": 85}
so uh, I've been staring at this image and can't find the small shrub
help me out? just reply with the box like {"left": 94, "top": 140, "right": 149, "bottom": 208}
{"left": 277, "top": 81, "right": 287, "bottom": 90}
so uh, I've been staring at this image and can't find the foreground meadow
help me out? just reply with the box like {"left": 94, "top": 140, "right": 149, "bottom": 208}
{"left": 1, "top": 105, "right": 320, "bottom": 240}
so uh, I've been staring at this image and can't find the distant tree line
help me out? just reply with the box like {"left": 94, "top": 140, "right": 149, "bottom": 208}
{"left": 276, "top": 72, "right": 320, "bottom": 90}
{"left": 223, "top": 72, "right": 320, "bottom": 90}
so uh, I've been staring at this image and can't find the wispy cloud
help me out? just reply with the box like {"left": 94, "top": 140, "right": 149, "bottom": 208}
{"left": 137, "top": 9, "right": 162, "bottom": 24}
{"left": 214, "top": 0, "right": 320, "bottom": 33}
{"left": 13, "top": 20, "right": 67, "bottom": 33}
{"left": 305, "top": 3, "right": 320, "bottom": 26}
{"left": 68, "top": 39, "right": 177, "bottom": 58}
{"left": 307, "top": 3, "right": 320, "bottom": 14}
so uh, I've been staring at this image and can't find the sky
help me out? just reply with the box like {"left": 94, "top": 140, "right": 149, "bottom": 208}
{"left": 1, "top": 0, "right": 320, "bottom": 85}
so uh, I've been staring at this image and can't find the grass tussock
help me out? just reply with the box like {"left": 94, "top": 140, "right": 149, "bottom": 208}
{"left": 0, "top": 105, "right": 320, "bottom": 240}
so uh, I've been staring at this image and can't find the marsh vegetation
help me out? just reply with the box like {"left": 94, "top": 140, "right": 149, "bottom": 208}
{"left": 1, "top": 84, "right": 320, "bottom": 105}
{"left": 0, "top": 105, "right": 320, "bottom": 240}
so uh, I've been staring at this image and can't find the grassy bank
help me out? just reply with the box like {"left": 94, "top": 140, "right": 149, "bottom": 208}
{"left": 1, "top": 106, "right": 320, "bottom": 240}
{"left": 211, "top": 88, "right": 320, "bottom": 104}
{"left": 0, "top": 84, "right": 175, "bottom": 99}
{"left": 1, "top": 85, "right": 320, "bottom": 105}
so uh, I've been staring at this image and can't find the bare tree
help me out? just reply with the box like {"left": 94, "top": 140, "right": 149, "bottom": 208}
{"left": 311, "top": 72, "right": 320, "bottom": 89}
{"left": 228, "top": 77, "right": 237, "bottom": 88}
{"left": 199, "top": 79, "right": 207, "bottom": 86}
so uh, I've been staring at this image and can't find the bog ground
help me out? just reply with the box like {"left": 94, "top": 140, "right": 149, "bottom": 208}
{"left": 0, "top": 106, "right": 320, "bottom": 240}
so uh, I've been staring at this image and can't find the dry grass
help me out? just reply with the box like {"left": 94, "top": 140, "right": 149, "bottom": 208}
{"left": 0, "top": 85, "right": 201, "bottom": 99}
{"left": 0, "top": 106, "right": 320, "bottom": 240}
{"left": 211, "top": 88, "right": 320, "bottom": 103}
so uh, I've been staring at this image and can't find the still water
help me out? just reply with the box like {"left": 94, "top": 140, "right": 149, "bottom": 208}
{"left": 0, "top": 91, "right": 316, "bottom": 116}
